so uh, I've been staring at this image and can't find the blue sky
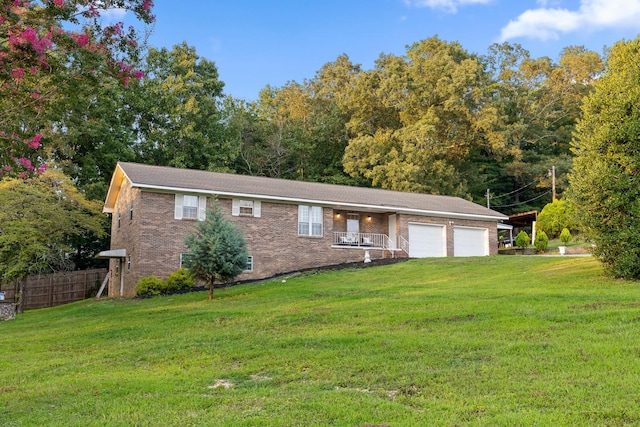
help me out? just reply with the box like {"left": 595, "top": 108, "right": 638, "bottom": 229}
{"left": 130, "top": 0, "right": 640, "bottom": 100}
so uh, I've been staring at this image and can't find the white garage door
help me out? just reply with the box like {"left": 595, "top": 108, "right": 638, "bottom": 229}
{"left": 454, "top": 226, "right": 488, "bottom": 256}
{"left": 408, "top": 223, "right": 446, "bottom": 257}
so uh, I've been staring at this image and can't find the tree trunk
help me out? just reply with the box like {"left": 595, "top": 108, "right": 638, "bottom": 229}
{"left": 15, "top": 279, "right": 24, "bottom": 314}
{"left": 208, "top": 283, "right": 214, "bottom": 300}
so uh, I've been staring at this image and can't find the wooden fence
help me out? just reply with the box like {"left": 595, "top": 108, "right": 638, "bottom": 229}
{"left": 0, "top": 268, "right": 108, "bottom": 310}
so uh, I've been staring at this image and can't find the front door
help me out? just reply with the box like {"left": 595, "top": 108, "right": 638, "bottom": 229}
{"left": 347, "top": 213, "right": 359, "bottom": 236}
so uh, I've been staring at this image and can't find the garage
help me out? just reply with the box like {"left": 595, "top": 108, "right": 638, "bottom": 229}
{"left": 408, "top": 223, "right": 446, "bottom": 257}
{"left": 453, "top": 226, "right": 488, "bottom": 256}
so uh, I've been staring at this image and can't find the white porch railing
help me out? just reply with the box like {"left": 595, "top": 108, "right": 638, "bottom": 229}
{"left": 332, "top": 232, "right": 410, "bottom": 257}
{"left": 333, "top": 232, "right": 389, "bottom": 249}
{"left": 398, "top": 236, "right": 410, "bottom": 255}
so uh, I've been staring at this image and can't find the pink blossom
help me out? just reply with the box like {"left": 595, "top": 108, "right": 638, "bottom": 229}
{"left": 16, "top": 157, "right": 34, "bottom": 171}
{"left": 30, "top": 91, "right": 41, "bottom": 100}
{"left": 73, "top": 33, "right": 90, "bottom": 47}
{"left": 27, "top": 134, "right": 42, "bottom": 149}
{"left": 53, "top": 0, "right": 64, "bottom": 6}
{"left": 36, "top": 163, "right": 48, "bottom": 174}
{"left": 11, "top": 68, "right": 25, "bottom": 81}
{"left": 132, "top": 70, "right": 144, "bottom": 79}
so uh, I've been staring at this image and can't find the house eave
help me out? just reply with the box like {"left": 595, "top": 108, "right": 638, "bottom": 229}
{"left": 103, "top": 164, "right": 128, "bottom": 213}
{"left": 126, "top": 182, "right": 508, "bottom": 222}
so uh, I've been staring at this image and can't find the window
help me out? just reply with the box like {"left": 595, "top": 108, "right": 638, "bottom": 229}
{"left": 180, "top": 253, "right": 193, "bottom": 268}
{"left": 245, "top": 256, "right": 254, "bottom": 272}
{"left": 127, "top": 255, "right": 131, "bottom": 271}
{"left": 175, "top": 194, "right": 206, "bottom": 220}
{"left": 298, "top": 205, "right": 323, "bottom": 236}
{"left": 239, "top": 201, "right": 253, "bottom": 216}
{"left": 182, "top": 195, "right": 198, "bottom": 219}
{"left": 129, "top": 202, "right": 133, "bottom": 221}
{"left": 117, "top": 212, "right": 121, "bottom": 228}
{"left": 232, "top": 199, "right": 261, "bottom": 217}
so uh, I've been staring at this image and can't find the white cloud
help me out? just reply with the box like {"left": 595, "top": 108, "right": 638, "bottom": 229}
{"left": 404, "top": 0, "right": 493, "bottom": 13}
{"left": 101, "top": 8, "right": 128, "bottom": 21}
{"left": 500, "top": 0, "right": 640, "bottom": 41}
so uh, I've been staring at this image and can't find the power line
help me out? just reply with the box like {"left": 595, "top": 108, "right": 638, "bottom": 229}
{"left": 490, "top": 178, "right": 540, "bottom": 201}
{"left": 491, "top": 190, "right": 552, "bottom": 209}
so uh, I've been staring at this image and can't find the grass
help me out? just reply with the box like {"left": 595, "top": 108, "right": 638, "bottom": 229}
{"left": 2, "top": 256, "right": 640, "bottom": 426}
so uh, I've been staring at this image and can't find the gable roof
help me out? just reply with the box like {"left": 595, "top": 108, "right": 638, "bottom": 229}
{"left": 104, "top": 162, "right": 507, "bottom": 221}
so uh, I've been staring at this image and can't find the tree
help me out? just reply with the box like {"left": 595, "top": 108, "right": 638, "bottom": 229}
{"left": 0, "top": 0, "right": 154, "bottom": 177}
{"left": 568, "top": 36, "right": 640, "bottom": 279}
{"left": 536, "top": 199, "right": 576, "bottom": 238}
{"left": 515, "top": 231, "right": 531, "bottom": 249}
{"left": 184, "top": 205, "right": 248, "bottom": 300}
{"left": 0, "top": 169, "right": 107, "bottom": 311}
{"left": 342, "top": 36, "right": 496, "bottom": 197}
{"left": 481, "top": 43, "right": 603, "bottom": 213}
{"left": 534, "top": 230, "right": 549, "bottom": 253}
{"left": 52, "top": 72, "right": 140, "bottom": 200}
{"left": 134, "top": 43, "right": 230, "bottom": 171}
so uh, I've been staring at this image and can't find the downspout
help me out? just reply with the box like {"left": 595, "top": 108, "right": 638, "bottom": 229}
{"left": 120, "top": 258, "right": 125, "bottom": 297}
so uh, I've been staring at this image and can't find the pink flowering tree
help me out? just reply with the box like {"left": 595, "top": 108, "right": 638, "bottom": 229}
{"left": 0, "top": 0, "right": 154, "bottom": 177}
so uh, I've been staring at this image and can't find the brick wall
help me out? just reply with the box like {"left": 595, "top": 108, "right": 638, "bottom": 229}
{"left": 108, "top": 179, "right": 141, "bottom": 296}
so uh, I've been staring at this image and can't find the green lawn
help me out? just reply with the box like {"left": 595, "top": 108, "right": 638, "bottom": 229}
{"left": 2, "top": 256, "right": 640, "bottom": 426}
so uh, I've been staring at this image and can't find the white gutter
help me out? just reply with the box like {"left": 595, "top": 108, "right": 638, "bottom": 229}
{"left": 129, "top": 182, "right": 508, "bottom": 222}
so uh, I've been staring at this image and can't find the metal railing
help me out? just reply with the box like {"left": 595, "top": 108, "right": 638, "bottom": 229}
{"left": 398, "top": 236, "right": 410, "bottom": 255}
{"left": 333, "top": 232, "right": 388, "bottom": 248}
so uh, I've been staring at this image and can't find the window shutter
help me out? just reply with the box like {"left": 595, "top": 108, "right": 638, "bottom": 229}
{"left": 253, "top": 201, "right": 261, "bottom": 217}
{"left": 231, "top": 199, "right": 240, "bottom": 216}
{"left": 198, "top": 196, "right": 207, "bottom": 221}
{"left": 174, "top": 194, "right": 183, "bottom": 220}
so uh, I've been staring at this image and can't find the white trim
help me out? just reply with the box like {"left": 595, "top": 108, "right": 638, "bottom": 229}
{"left": 198, "top": 196, "right": 207, "bottom": 221}
{"left": 174, "top": 194, "right": 183, "bottom": 220}
{"left": 131, "top": 182, "right": 506, "bottom": 221}
{"left": 245, "top": 256, "right": 254, "bottom": 273}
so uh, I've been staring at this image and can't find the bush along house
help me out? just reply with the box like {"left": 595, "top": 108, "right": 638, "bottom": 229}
{"left": 99, "top": 162, "right": 508, "bottom": 296}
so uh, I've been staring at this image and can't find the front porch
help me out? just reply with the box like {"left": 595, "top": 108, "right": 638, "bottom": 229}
{"left": 331, "top": 210, "right": 409, "bottom": 257}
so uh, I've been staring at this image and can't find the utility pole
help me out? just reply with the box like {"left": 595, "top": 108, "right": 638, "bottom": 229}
{"left": 551, "top": 166, "right": 556, "bottom": 202}
{"left": 486, "top": 188, "right": 490, "bottom": 208}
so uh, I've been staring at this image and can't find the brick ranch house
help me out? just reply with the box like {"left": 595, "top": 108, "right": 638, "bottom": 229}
{"left": 99, "top": 162, "right": 509, "bottom": 296}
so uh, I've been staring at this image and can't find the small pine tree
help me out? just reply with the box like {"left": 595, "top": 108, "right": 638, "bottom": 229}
{"left": 515, "top": 231, "right": 531, "bottom": 249}
{"left": 534, "top": 230, "right": 549, "bottom": 253}
{"left": 559, "top": 228, "right": 572, "bottom": 246}
{"left": 184, "top": 204, "right": 248, "bottom": 300}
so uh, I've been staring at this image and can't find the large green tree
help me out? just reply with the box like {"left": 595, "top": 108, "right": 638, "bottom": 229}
{"left": 184, "top": 205, "right": 248, "bottom": 300}
{"left": 0, "top": 170, "right": 107, "bottom": 310}
{"left": 134, "top": 43, "right": 231, "bottom": 171}
{"left": 482, "top": 43, "right": 603, "bottom": 213}
{"left": 52, "top": 73, "right": 141, "bottom": 200}
{"left": 568, "top": 36, "right": 640, "bottom": 279}
{"left": 342, "top": 36, "right": 498, "bottom": 197}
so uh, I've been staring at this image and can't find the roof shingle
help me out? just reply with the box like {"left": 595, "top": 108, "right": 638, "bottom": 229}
{"left": 110, "top": 162, "right": 507, "bottom": 220}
